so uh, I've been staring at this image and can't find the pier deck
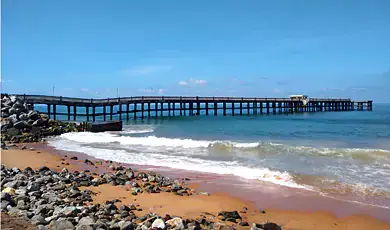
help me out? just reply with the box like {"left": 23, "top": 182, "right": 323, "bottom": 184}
{"left": 6, "top": 94, "right": 373, "bottom": 121}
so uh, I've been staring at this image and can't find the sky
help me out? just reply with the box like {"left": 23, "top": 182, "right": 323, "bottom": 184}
{"left": 1, "top": 0, "right": 390, "bottom": 102}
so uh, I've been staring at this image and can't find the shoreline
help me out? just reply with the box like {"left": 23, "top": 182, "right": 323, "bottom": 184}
{"left": 1, "top": 143, "right": 390, "bottom": 229}
{"left": 41, "top": 142, "right": 390, "bottom": 221}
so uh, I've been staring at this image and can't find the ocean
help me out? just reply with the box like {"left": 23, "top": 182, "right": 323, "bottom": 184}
{"left": 43, "top": 103, "right": 390, "bottom": 209}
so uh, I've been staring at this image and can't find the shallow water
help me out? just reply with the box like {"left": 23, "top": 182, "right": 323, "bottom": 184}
{"left": 46, "top": 103, "right": 390, "bottom": 208}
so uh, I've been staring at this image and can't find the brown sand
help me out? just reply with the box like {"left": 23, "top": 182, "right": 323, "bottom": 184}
{"left": 1, "top": 146, "right": 390, "bottom": 230}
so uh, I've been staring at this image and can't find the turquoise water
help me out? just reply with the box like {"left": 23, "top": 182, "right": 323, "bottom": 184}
{"left": 46, "top": 103, "right": 390, "bottom": 208}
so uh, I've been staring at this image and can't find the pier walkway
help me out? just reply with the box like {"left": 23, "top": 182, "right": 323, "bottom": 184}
{"left": 7, "top": 94, "right": 373, "bottom": 121}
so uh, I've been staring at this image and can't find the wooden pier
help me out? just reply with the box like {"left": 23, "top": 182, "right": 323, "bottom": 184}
{"left": 9, "top": 94, "right": 373, "bottom": 121}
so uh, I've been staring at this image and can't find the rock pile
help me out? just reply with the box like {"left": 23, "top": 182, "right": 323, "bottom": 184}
{"left": 1, "top": 94, "right": 80, "bottom": 145}
{"left": 1, "top": 164, "right": 282, "bottom": 229}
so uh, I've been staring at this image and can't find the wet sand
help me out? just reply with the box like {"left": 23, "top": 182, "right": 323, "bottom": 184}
{"left": 1, "top": 144, "right": 390, "bottom": 230}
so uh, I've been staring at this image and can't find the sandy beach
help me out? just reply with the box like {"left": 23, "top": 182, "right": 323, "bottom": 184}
{"left": 1, "top": 143, "right": 390, "bottom": 230}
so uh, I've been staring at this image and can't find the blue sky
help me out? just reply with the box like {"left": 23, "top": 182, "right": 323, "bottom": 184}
{"left": 1, "top": 0, "right": 390, "bottom": 102}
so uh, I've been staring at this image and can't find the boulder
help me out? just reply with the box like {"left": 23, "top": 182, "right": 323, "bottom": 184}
{"left": 13, "top": 121, "right": 30, "bottom": 130}
{"left": 49, "top": 219, "right": 75, "bottom": 230}
{"left": 152, "top": 219, "right": 165, "bottom": 229}
{"left": 165, "top": 217, "right": 184, "bottom": 230}
{"left": 19, "top": 113, "right": 28, "bottom": 121}
{"left": 27, "top": 110, "right": 40, "bottom": 121}
{"left": 8, "top": 114, "right": 19, "bottom": 124}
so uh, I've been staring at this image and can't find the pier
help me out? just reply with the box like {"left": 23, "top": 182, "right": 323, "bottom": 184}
{"left": 8, "top": 94, "right": 372, "bottom": 121}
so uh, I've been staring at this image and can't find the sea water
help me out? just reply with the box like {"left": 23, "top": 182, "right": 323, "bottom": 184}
{"left": 44, "top": 103, "right": 390, "bottom": 208}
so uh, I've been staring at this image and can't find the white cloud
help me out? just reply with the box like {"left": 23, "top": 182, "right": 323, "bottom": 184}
{"left": 80, "top": 88, "right": 89, "bottom": 92}
{"left": 158, "top": 89, "right": 166, "bottom": 94}
{"left": 120, "top": 65, "right": 172, "bottom": 76}
{"left": 189, "top": 78, "right": 207, "bottom": 84}
{"left": 178, "top": 81, "right": 189, "bottom": 85}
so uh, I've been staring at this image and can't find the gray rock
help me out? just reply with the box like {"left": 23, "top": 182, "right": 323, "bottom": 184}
{"left": 8, "top": 207, "right": 26, "bottom": 217}
{"left": 94, "top": 220, "right": 108, "bottom": 229}
{"left": 27, "top": 181, "right": 41, "bottom": 192}
{"left": 19, "top": 113, "right": 28, "bottom": 121}
{"left": 117, "top": 221, "right": 133, "bottom": 230}
{"left": 61, "top": 206, "right": 80, "bottom": 217}
{"left": 13, "top": 120, "right": 29, "bottom": 129}
{"left": 76, "top": 225, "right": 94, "bottom": 230}
{"left": 77, "top": 216, "right": 95, "bottom": 227}
{"left": 49, "top": 219, "right": 75, "bottom": 230}
{"left": 8, "top": 114, "right": 19, "bottom": 124}
{"left": 27, "top": 110, "right": 40, "bottom": 120}
{"left": 15, "top": 188, "right": 27, "bottom": 196}
{"left": 6, "top": 127, "right": 20, "bottom": 136}
{"left": 16, "top": 200, "right": 29, "bottom": 210}
{"left": 31, "top": 214, "right": 49, "bottom": 226}
{"left": 3, "top": 180, "right": 18, "bottom": 188}
{"left": 1, "top": 200, "right": 12, "bottom": 211}
{"left": 37, "top": 225, "right": 49, "bottom": 230}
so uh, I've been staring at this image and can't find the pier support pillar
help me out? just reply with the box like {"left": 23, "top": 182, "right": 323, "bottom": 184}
{"left": 206, "top": 103, "right": 209, "bottom": 115}
{"left": 67, "top": 105, "right": 71, "bottom": 121}
{"left": 103, "top": 106, "right": 106, "bottom": 121}
{"left": 214, "top": 102, "right": 217, "bottom": 116}
{"left": 92, "top": 106, "right": 96, "bottom": 122}
{"left": 141, "top": 103, "right": 145, "bottom": 119}
{"left": 53, "top": 105, "right": 56, "bottom": 120}
{"left": 47, "top": 104, "right": 51, "bottom": 119}
{"left": 223, "top": 102, "right": 226, "bottom": 116}
{"left": 110, "top": 105, "right": 113, "bottom": 120}
{"left": 73, "top": 106, "right": 77, "bottom": 121}
{"left": 86, "top": 106, "right": 89, "bottom": 122}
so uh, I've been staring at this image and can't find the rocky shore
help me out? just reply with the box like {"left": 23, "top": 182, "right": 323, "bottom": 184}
{"left": 0, "top": 162, "right": 281, "bottom": 230}
{"left": 1, "top": 94, "right": 81, "bottom": 146}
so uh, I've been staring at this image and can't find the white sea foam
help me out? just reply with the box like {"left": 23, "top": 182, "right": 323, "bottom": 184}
{"left": 48, "top": 134, "right": 309, "bottom": 189}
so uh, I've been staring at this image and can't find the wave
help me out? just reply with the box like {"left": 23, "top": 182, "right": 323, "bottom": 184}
{"left": 58, "top": 132, "right": 390, "bottom": 161}
{"left": 48, "top": 137, "right": 307, "bottom": 189}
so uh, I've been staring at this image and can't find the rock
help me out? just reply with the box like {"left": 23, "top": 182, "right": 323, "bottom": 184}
{"left": 39, "top": 166, "right": 50, "bottom": 172}
{"left": 13, "top": 120, "right": 30, "bottom": 129}
{"left": 152, "top": 219, "right": 165, "bottom": 229}
{"left": 19, "top": 113, "right": 28, "bottom": 121}
{"left": 1, "top": 200, "right": 12, "bottom": 210}
{"left": 61, "top": 206, "right": 80, "bottom": 217}
{"left": 77, "top": 217, "right": 95, "bottom": 227}
{"left": 76, "top": 225, "right": 93, "bottom": 230}
{"left": 166, "top": 217, "right": 184, "bottom": 230}
{"left": 8, "top": 114, "right": 19, "bottom": 124}
{"left": 31, "top": 214, "right": 48, "bottom": 226}
{"left": 27, "top": 181, "right": 41, "bottom": 192}
{"left": 212, "top": 222, "right": 232, "bottom": 230}
{"left": 117, "top": 220, "right": 133, "bottom": 230}
{"left": 239, "top": 221, "right": 249, "bottom": 226}
{"left": 261, "top": 222, "right": 282, "bottom": 230}
{"left": 49, "top": 219, "right": 75, "bottom": 230}
{"left": 37, "top": 225, "right": 49, "bottom": 230}
{"left": 218, "top": 211, "right": 241, "bottom": 220}
{"left": 27, "top": 110, "right": 40, "bottom": 120}
{"left": 3, "top": 181, "right": 18, "bottom": 188}
{"left": 84, "top": 159, "right": 94, "bottom": 165}
{"left": 6, "top": 127, "right": 20, "bottom": 136}
{"left": 2, "top": 187, "right": 16, "bottom": 195}
{"left": 70, "top": 156, "right": 78, "bottom": 160}
{"left": 198, "top": 192, "right": 210, "bottom": 196}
